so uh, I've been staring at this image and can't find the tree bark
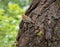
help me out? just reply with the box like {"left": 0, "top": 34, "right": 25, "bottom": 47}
{"left": 16, "top": 0, "right": 60, "bottom": 47}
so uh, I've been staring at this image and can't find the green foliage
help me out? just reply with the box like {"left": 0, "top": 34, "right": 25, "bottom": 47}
{"left": 0, "top": 0, "right": 32, "bottom": 47}
{"left": 37, "top": 31, "right": 44, "bottom": 37}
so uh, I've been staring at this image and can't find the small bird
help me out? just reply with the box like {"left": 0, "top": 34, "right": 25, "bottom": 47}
{"left": 22, "top": 14, "right": 34, "bottom": 23}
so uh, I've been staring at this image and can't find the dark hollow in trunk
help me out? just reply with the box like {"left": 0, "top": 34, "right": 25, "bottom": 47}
{"left": 16, "top": 0, "right": 60, "bottom": 47}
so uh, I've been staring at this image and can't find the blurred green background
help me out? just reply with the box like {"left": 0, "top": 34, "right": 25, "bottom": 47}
{"left": 0, "top": 0, "right": 32, "bottom": 47}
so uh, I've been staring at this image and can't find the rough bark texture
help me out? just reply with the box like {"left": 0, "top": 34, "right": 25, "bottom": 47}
{"left": 16, "top": 0, "right": 60, "bottom": 47}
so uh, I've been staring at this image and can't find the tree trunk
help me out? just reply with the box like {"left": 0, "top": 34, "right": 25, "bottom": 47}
{"left": 16, "top": 0, "right": 60, "bottom": 47}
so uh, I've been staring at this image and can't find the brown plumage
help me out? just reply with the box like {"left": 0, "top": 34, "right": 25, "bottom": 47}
{"left": 22, "top": 15, "right": 34, "bottom": 23}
